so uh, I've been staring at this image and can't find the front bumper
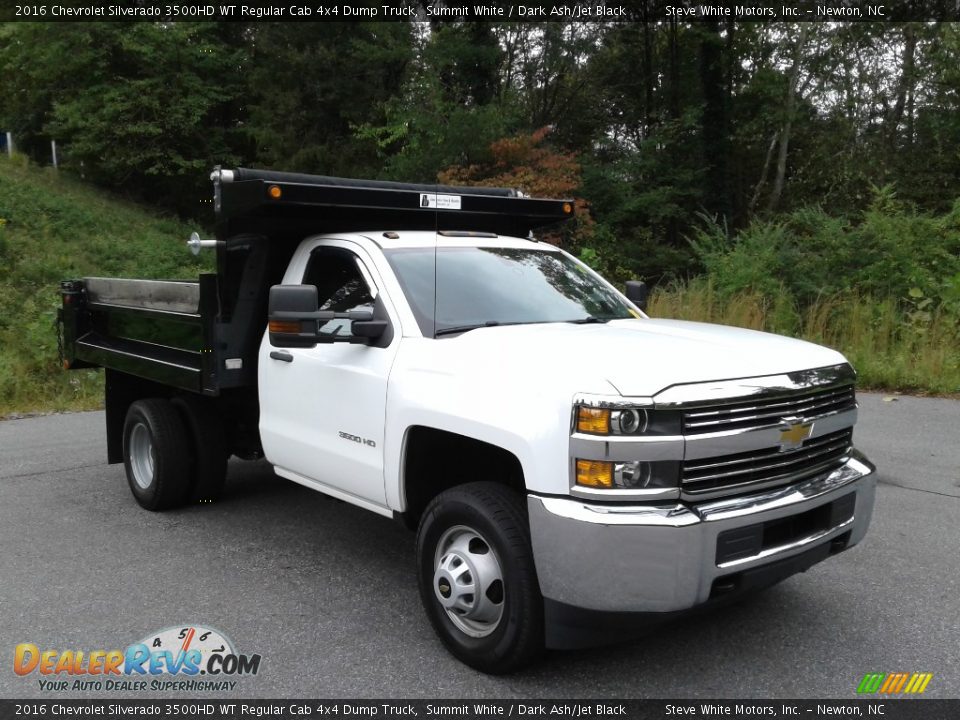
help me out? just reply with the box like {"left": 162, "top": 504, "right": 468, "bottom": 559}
{"left": 528, "top": 450, "right": 875, "bottom": 640}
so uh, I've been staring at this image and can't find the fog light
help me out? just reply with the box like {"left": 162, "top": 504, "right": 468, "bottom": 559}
{"left": 614, "top": 461, "right": 652, "bottom": 488}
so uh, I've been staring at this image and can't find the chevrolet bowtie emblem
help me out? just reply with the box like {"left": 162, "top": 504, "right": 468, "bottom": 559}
{"left": 779, "top": 416, "right": 813, "bottom": 451}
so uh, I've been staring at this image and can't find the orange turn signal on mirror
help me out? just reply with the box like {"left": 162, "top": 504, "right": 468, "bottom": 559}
{"left": 576, "top": 406, "right": 610, "bottom": 434}
{"left": 268, "top": 320, "right": 300, "bottom": 334}
{"left": 576, "top": 459, "right": 613, "bottom": 488}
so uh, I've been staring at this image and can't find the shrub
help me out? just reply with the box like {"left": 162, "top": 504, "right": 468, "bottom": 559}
{"left": 689, "top": 187, "right": 960, "bottom": 312}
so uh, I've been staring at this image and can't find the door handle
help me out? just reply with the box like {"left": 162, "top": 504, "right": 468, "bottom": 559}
{"left": 269, "top": 350, "right": 293, "bottom": 363}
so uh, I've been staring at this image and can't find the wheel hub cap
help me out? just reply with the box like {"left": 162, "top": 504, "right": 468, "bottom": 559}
{"left": 129, "top": 422, "right": 155, "bottom": 490}
{"left": 433, "top": 526, "right": 505, "bottom": 638}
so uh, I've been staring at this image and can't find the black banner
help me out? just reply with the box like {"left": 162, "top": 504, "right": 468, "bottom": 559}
{"left": 2, "top": 1, "right": 960, "bottom": 24}
{"left": 1, "top": 700, "right": 959, "bottom": 720}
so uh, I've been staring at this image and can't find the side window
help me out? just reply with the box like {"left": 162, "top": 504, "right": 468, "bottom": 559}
{"left": 302, "top": 247, "right": 375, "bottom": 337}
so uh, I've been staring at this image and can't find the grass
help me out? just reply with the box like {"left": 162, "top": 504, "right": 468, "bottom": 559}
{"left": 0, "top": 155, "right": 208, "bottom": 416}
{"left": 649, "top": 279, "right": 960, "bottom": 395}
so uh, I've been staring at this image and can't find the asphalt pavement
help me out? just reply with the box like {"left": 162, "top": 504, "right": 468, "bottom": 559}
{"left": 0, "top": 393, "right": 958, "bottom": 699}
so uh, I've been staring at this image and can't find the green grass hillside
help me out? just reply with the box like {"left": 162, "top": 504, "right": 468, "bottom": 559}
{"left": 0, "top": 156, "right": 208, "bottom": 415}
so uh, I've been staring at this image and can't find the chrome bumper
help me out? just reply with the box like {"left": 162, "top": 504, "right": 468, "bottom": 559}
{"left": 528, "top": 450, "right": 876, "bottom": 613}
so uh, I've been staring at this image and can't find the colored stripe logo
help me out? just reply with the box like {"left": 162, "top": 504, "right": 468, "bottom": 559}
{"left": 857, "top": 672, "right": 933, "bottom": 694}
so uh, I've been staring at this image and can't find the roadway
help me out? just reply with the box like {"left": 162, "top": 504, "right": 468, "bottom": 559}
{"left": 0, "top": 393, "right": 957, "bottom": 698}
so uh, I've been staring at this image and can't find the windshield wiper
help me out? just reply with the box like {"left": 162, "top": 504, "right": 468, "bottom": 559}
{"left": 434, "top": 321, "right": 504, "bottom": 337}
{"left": 566, "top": 316, "right": 610, "bottom": 324}
{"left": 435, "top": 318, "right": 608, "bottom": 337}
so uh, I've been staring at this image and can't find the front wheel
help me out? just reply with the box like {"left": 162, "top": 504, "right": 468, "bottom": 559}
{"left": 416, "top": 482, "right": 544, "bottom": 674}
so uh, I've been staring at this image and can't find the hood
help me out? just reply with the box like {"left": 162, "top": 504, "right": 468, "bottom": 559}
{"left": 446, "top": 318, "right": 848, "bottom": 398}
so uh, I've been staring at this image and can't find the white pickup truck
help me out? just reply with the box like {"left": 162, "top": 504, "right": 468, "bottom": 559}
{"left": 59, "top": 168, "right": 876, "bottom": 673}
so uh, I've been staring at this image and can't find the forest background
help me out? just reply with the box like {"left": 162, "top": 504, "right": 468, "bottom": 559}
{"left": 1, "top": 18, "right": 958, "bottom": 411}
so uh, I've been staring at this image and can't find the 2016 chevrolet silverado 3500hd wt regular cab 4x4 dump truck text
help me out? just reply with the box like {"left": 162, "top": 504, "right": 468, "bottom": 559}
{"left": 58, "top": 168, "right": 876, "bottom": 673}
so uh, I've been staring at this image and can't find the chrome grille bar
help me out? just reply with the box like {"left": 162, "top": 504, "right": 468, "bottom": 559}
{"left": 683, "top": 384, "right": 855, "bottom": 434}
{"left": 683, "top": 385, "right": 853, "bottom": 417}
{"left": 682, "top": 429, "right": 853, "bottom": 495}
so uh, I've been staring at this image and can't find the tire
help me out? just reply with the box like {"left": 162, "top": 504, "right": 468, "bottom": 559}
{"left": 416, "top": 482, "right": 544, "bottom": 674}
{"left": 122, "top": 398, "right": 193, "bottom": 511}
{"left": 172, "top": 395, "right": 228, "bottom": 504}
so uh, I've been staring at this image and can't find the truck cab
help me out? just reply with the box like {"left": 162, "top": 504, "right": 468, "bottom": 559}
{"left": 59, "top": 168, "right": 876, "bottom": 673}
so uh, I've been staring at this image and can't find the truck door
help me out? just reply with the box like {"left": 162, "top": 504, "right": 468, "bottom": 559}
{"left": 259, "top": 243, "right": 399, "bottom": 510}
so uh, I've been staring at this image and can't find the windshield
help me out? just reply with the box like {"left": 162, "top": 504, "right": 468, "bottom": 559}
{"left": 384, "top": 247, "right": 637, "bottom": 337}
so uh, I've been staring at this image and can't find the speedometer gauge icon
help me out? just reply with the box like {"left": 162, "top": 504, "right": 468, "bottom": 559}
{"left": 136, "top": 625, "right": 235, "bottom": 673}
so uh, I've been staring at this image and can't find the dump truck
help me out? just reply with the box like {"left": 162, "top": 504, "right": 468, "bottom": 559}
{"left": 59, "top": 167, "right": 876, "bottom": 673}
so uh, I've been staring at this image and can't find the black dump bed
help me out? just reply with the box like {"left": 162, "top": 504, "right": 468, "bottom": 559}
{"left": 59, "top": 275, "right": 218, "bottom": 394}
{"left": 213, "top": 166, "right": 572, "bottom": 238}
{"left": 59, "top": 167, "right": 574, "bottom": 395}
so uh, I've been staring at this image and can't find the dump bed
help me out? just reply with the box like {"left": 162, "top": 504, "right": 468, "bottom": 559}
{"left": 60, "top": 276, "right": 219, "bottom": 394}
{"left": 58, "top": 166, "right": 574, "bottom": 396}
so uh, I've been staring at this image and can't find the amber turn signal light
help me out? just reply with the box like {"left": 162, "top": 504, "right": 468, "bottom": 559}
{"left": 268, "top": 320, "right": 300, "bottom": 334}
{"left": 576, "top": 459, "right": 613, "bottom": 488}
{"left": 576, "top": 406, "right": 610, "bottom": 434}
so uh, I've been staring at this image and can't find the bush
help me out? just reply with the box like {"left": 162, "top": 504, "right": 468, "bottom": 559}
{"left": 689, "top": 187, "right": 960, "bottom": 312}
{"left": 677, "top": 189, "right": 960, "bottom": 394}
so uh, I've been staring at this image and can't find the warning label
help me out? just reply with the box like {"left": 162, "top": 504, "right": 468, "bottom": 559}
{"left": 419, "top": 193, "right": 462, "bottom": 210}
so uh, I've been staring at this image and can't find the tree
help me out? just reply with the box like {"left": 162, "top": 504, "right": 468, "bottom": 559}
{"left": 438, "top": 127, "right": 591, "bottom": 248}
{"left": 1, "top": 22, "right": 251, "bottom": 215}
{"left": 246, "top": 22, "right": 412, "bottom": 176}
{"left": 355, "top": 21, "right": 515, "bottom": 183}
{"left": 767, "top": 24, "right": 816, "bottom": 211}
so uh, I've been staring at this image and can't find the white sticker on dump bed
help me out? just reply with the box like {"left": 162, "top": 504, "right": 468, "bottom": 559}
{"left": 419, "top": 193, "right": 461, "bottom": 210}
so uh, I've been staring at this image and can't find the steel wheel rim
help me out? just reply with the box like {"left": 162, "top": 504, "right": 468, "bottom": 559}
{"left": 129, "top": 423, "right": 155, "bottom": 490}
{"left": 433, "top": 524, "right": 505, "bottom": 638}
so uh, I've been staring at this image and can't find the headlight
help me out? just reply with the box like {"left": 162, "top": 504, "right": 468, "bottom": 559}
{"left": 575, "top": 459, "right": 680, "bottom": 489}
{"left": 575, "top": 405, "right": 681, "bottom": 436}
{"left": 613, "top": 408, "right": 645, "bottom": 434}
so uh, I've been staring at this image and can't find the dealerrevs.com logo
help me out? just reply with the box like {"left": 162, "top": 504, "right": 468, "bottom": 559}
{"left": 14, "top": 625, "right": 261, "bottom": 692}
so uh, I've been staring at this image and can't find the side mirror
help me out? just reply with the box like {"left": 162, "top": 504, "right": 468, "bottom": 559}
{"left": 268, "top": 285, "right": 390, "bottom": 347}
{"left": 625, "top": 280, "right": 648, "bottom": 312}
{"left": 268, "top": 285, "right": 322, "bottom": 348}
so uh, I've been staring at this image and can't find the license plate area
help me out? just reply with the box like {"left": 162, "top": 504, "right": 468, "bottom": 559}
{"left": 715, "top": 492, "right": 856, "bottom": 566}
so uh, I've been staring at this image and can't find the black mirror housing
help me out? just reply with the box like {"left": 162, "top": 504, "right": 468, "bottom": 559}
{"left": 269, "top": 284, "right": 319, "bottom": 315}
{"left": 268, "top": 285, "right": 321, "bottom": 348}
{"left": 625, "top": 280, "right": 649, "bottom": 312}
{"left": 268, "top": 285, "right": 391, "bottom": 347}
{"left": 352, "top": 320, "right": 389, "bottom": 340}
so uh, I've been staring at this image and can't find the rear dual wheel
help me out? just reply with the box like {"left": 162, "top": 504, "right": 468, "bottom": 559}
{"left": 171, "top": 395, "right": 228, "bottom": 503}
{"left": 123, "top": 399, "right": 192, "bottom": 511}
{"left": 122, "top": 397, "right": 228, "bottom": 511}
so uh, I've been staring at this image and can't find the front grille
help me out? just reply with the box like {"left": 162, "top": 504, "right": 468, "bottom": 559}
{"left": 682, "top": 383, "right": 856, "bottom": 435}
{"left": 682, "top": 428, "right": 853, "bottom": 496}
